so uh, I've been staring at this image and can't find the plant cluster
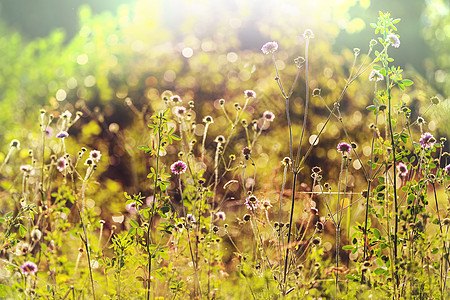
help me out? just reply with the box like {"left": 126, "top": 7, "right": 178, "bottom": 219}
{"left": 0, "top": 12, "right": 449, "bottom": 299}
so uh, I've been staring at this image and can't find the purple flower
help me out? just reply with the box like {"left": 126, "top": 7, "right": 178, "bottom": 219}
{"left": 419, "top": 132, "right": 436, "bottom": 149}
{"left": 186, "top": 214, "right": 196, "bottom": 223}
{"left": 171, "top": 160, "right": 187, "bottom": 175}
{"left": 244, "top": 195, "right": 259, "bottom": 210}
{"left": 261, "top": 41, "right": 278, "bottom": 54}
{"left": 387, "top": 34, "right": 400, "bottom": 48}
{"left": 337, "top": 142, "right": 352, "bottom": 154}
{"left": 89, "top": 150, "right": 102, "bottom": 162}
{"left": 173, "top": 106, "right": 186, "bottom": 118}
{"left": 170, "top": 95, "right": 182, "bottom": 103}
{"left": 56, "top": 157, "right": 68, "bottom": 172}
{"left": 44, "top": 126, "right": 54, "bottom": 138}
{"left": 20, "top": 165, "right": 33, "bottom": 173}
{"left": 444, "top": 164, "right": 450, "bottom": 173}
{"left": 20, "top": 261, "right": 38, "bottom": 276}
{"left": 397, "top": 162, "right": 408, "bottom": 177}
{"left": 244, "top": 90, "right": 256, "bottom": 98}
{"left": 263, "top": 111, "right": 275, "bottom": 122}
{"left": 126, "top": 202, "right": 138, "bottom": 214}
{"left": 56, "top": 131, "right": 69, "bottom": 138}
{"left": 369, "top": 69, "right": 384, "bottom": 82}
{"left": 216, "top": 211, "right": 226, "bottom": 221}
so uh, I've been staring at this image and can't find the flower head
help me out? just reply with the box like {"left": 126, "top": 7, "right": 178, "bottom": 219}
{"left": 369, "top": 69, "right": 384, "bottom": 82}
{"left": 216, "top": 212, "right": 226, "bottom": 221}
{"left": 61, "top": 110, "right": 72, "bottom": 120}
{"left": 244, "top": 90, "right": 256, "bottom": 98}
{"left": 44, "top": 126, "right": 54, "bottom": 138}
{"left": 214, "top": 135, "right": 225, "bottom": 143}
{"left": 170, "top": 160, "right": 187, "bottom": 175}
{"left": 173, "top": 106, "right": 186, "bottom": 118}
{"left": 397, "top": 162, "right": 408, "bottom": 177}
{"left": 444, "top": 164, "right": 450, "bottom": 173}
{"left": 203, "top": 115, "right": 214, "bottom": 124}
{"left": 126, "top": 202, "right": 138, "bottom": 214}
{"left": 263, "top": 111, "right": 275, "bottom": 122}
{"left": 20, "top": 165, "right": 33, "bottom": 173}
{"left": 387, "top": 34, "right": 400, "bottom": 48}
{"left": 10, "top": 139, "right": 20, "bottom": 149}
{"left": 84, "top": 158, "right": 94, "bottom": 166}
{"left": 242, "top": 146, "right": 252, "bottom": 159}
{"left": 261, "top": 41, "right": 278, "bottom": 54}
{"left": 89, "top": 150, "right": 101, "bottom": 162}
{"left": 245, "top": 195, "right": 259, "bottom": 210}
{"left": 56, "top": 157, "right": 68, "bottom": 172}
{"left": 170, "top": 95, "right": 182, "bottom": 103}
{"left": 303, "top": 29, "right": 314, "bottom": 39}
{"left": 419, "top": 132, "right": 436, "bottom": 149}
{"left": 20, "top": 261, "right": 38, "bottom": 276}
{"left": 337, "top": 142, "right": 352, "bottom": 154}
{"left": 56, "top": 131, "right": 69, "bottom": 138}
{"left": 186, "top": 214, "right": 196, "bottom": 223}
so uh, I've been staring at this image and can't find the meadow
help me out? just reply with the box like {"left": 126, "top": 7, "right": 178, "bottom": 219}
{"left": 0, "top": 2, "right": 449, "bottom": 299}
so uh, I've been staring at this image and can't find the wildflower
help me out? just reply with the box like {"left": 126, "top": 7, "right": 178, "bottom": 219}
{"left": 170, "top": 95, "right": 182, "bottom": 103}
{"left": 387, "top": 34, "right": 400, "bottom": 48}
{"left": 219, "top": 98, "right": 225, "bottom": 105}
{"left": 186, "top": 214, "right": 196, "bottom": 223}
{"left": 337, "top": 142, "right": 352, "bottom": 154}
{"left": 353, "top": 48, "right": 361, "bottom": 55}
{"left": 312, "top": 88, "right": 321, "bottom": 96}
{"left": 261, "top": 41, "right": 278, "bottom": 54}
{"left": 244, "top": 90, "right": 256, "bottom": 98}
{"left": 89, "top": 150, "right": 101, "bottom": 162}
{"left": 262, "top": 199, "right": 273, "bottom": 210}
{"left": 31, "top": 228, "right": 42, "bottom": 242}
{"left": 56, "top": 131, "right": 69, "bottom": 138}
{"left": 243, "top": 214, "right": 251, "bottom": 222}
{"left": 20, "top": 165, "right": 33, "bottom": 173}
{"left": 216, "top": 212, "right": 226, "bottom": 221}
{"left": 173, "top": 106, "right": 186, "bottom": 118}
{"left": 282, "top": 157, "right": 292, "bottom": 167}
{"left": 263, "top": 111, "right": 275, "bottom": 122}
{"left": 203, "top": 115, "right": 214, "bottom": 123}
{"left": 369, "top": 39, "right": 377, "bottom": 48}
{"left": 56, "top": 157, "right": 68, "bottom": 172}
{"left": 245, "top": 195, "right": 259, "bottom": 210}
{"left": 84, "top": 158, "right": 94, "bottom": 166}
{"left": 20, "top": 261, "right": 38, "bottom": 276}
{"left": 417, "top": 117, "right": 425, "bottom": 124}
{"left": 431, "top": 96, "right": 440, "bottom": 105}
{"left": 303, "top": 29, "right": 314, "bottom": 39}
{"left": 126, "top": 202, "right": 138, "bottom": 214}
{"left": 10, "top": 139, "right": 20, "bottom": 149}
{"left": 44, "top": 126, "right": 54, "bottom": 138}
{"left": 444, "top": 164, "right": 450, "bottom": 173}
{"left": 242, "top": 146, "right": 252, "bottom": 160}
{"left": 294, "top": 56, "right": 305, "bottom": 68}
{"left": 369, "top": 69, "right": 384, "bottom": 82}
{"left": 419, "top": 132, "right": 436, "bottom": 149}
{"left": 397, "top": 162, "right": 408, "bottom": 177}
{"left": 312, "top": 166, "right": 322, "bottom": 174}
{"left": 214, "top": 135, "right": 225, "bottom": 143}
{"left": 170, "top": 160, "right": 187, "bottom": 175}
{"left": 61, "top": 110, "right": 72, "bottom": 120}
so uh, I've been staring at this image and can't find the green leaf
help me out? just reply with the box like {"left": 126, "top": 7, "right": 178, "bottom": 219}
{"left": 373, "top": 267, "right": 387, "bottom": 275}
{"left": 373, "top": 228, "right": 381, "bottom": 239}
{"left": 18, "top": 224, "right": 27, "bottom": 238}
{"left": 378, "top": 177, "right": 385, "bottom": 184}
{"left": 401, "top": 79, "right": 413, "bottom": 86}
{"left": 130, "top": 219, "right": 139, "bottom": 228}
{"left": 398, "top": 83, "right": 405, "bottom": 91}
{"left": 342, "top": 245, "right": 353, "bottom": 250}
{"left": 366, "top": 105, "right": 376, "bottom": 111}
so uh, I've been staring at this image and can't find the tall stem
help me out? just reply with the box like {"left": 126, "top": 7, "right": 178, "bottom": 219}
{"left": 282, "top": 171, "right": 297, "bottom": 293}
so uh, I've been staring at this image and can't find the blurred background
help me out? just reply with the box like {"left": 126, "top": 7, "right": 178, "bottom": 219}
{"left": 0, "top": 0, "right": 448, "bottom": 219}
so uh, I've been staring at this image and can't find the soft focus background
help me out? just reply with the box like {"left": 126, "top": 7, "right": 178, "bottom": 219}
{"left": 0, "top": 0, "right": 448, "bottom": 218}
